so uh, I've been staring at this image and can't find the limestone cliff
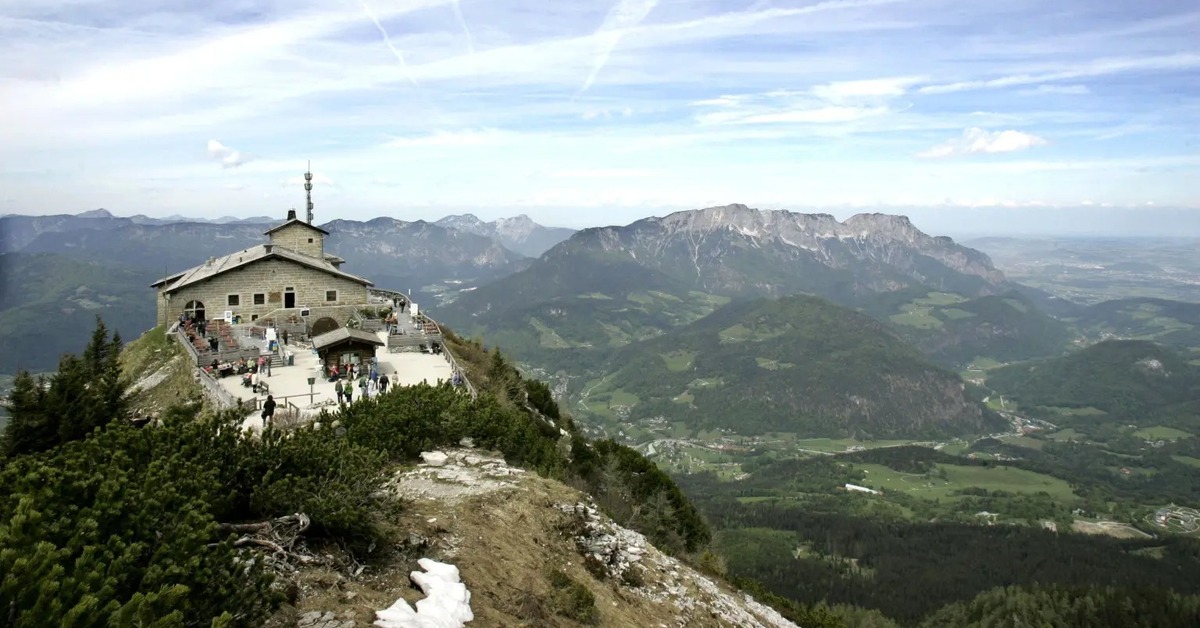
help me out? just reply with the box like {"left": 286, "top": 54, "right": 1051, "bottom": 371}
{"left": 559, "top": 203, "right": 1007, "bottom": 298}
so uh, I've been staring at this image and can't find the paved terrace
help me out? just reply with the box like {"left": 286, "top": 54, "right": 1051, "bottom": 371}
{"left": 218, "top": 319, "right": 454, "bottom": 433}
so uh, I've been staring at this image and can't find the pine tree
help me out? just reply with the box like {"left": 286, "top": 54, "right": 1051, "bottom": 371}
{"left": 1, "top": 371, "right": 54, "bottom": 456}
{"left": 2, "top": 317, "right": 128, "bottom": 456}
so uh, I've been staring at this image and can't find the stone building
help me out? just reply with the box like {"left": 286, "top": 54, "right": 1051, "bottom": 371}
{"left": 151, "top": 207, "right": 372, "bottom": 329}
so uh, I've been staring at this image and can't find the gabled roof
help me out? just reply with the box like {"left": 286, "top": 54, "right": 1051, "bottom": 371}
{"left": 264, "top": 218, "right": 329, "bottom": 236}
{"left": 150, "top": 271, "right": 187, "bottom": 288}
{"left": 152, "top": 244, "right": 372, "bottom": 293}
{"left": 311, "top": 327, "right": 385, "bottom": 351}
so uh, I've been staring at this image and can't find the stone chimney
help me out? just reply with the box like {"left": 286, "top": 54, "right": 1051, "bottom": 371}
{"left": 287, "top": 208, "right": 297, "bottom": 221}
{"left": 264, "top": 244, "right": 273, "bottom": 254}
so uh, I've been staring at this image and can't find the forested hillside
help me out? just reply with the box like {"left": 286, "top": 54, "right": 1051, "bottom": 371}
{"left": 0, "top": 253, "right": 152, "bottom": 374}
{"left": 592, "top": 295, "right": 1001, "bottom": 438}
{"left": 986, "top": 340, "right": 1200, "bottom": 431}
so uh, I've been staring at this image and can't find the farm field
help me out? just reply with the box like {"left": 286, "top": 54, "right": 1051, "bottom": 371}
{"left": 854, "top": 463, "right": 1078, "bottom": 503}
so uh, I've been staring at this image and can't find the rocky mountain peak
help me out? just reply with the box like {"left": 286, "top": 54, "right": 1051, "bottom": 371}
{"left": 435, "top": 213, "right": 487, "bottom": 231}
{"left": 539, "top": 203, "right": 1008, "bottom": 299}
{"left": 843, "top": 212, "right": 921, "bottom": 241}
{"left": 434, "top": 213, "right": 575, "bottom": 258}
{"left": 493, "top": 214, "right": 539, "bottom": 239}
{"left": 76, "top": 208, "right": 115, "bottom": 218}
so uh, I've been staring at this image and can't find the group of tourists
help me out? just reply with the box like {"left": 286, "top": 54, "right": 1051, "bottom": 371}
{"left": 331, "top": 365, "right": 390, "bottom": 405}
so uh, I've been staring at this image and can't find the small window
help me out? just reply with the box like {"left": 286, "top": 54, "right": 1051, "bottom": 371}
{"left": 253, "top": 293, "right": 265, "bottom": 305}
{"left": 251, "top": 314, "right": 259, "bottom": 321}
{"left": 308, "top": 238, "right": 314, "bottom": 243}
{"left": 227, "top": 294, "right": 240, "bottom": 306}
{"left": 325, "top": 290, "right": 337, "bottom": 302}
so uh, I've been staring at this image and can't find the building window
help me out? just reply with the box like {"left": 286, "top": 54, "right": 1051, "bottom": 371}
{"left": 251, "top": 314, "right": 259, "bottom": 321}
{"left": 227, "top": 294, "right": 240, "bottom": 306}
{"left": 308, "top": 238, "right": 314, "bottom": 243}
{"left": 325, "top": 290, "right": 337, "bottom": 302}
{"left": 253, "top": 293, "right": 265, "bottom": 305}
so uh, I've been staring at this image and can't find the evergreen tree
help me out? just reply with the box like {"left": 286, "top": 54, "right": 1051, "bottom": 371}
{"left": 2, "top": 317, "right": 127, "bottom": 456}
{"left": 1, "top": 371, "right": 54, "bottom": 456}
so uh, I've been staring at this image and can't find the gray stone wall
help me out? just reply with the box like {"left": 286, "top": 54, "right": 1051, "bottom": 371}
{"left": 162, "top": 258, "right": 367, "bottom": 325}
{"left": 268, "top": 223, "right": 325, "bottom": 258}
{"left": 156, "top": 290, "right": 170, "bottom": 327}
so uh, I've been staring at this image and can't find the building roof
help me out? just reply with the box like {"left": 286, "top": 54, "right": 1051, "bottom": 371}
{"left": 311, "top": 327, "right": 385, "bottom": 351}
{"left": 264, "top": 218, "right": 329, "bottom": 236}
{"left": 150, "top": 243, "right": 372, "bottom": 292}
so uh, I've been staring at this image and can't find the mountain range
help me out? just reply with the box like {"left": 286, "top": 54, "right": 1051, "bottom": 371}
{"left": 4, "top": 204, "right": 1198, "bottom": 444}
{"left": 439, "top": 204, "right": 1063, "bottom": 373}
{"left": 0, "top": 209, "right": 574, "bottom": 373}
{"left": 435, "top": 213, "right": 576, "bottom": 258}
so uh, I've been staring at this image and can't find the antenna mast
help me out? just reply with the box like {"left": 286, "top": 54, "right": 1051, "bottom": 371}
{"left": 304, "top": 161, "right": 314, "bottom": 224}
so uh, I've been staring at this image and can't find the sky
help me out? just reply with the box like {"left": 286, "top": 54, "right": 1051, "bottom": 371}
{"left": 1, "top": 0, "right": 1198, "bottom": 234}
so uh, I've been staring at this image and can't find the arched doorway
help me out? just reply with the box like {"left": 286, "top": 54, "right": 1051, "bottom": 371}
{"left": 310, "top": 316, "right": 340, "bottom": 337}
{"left": 182, "top": 300, "right": 206, "bottom": 321}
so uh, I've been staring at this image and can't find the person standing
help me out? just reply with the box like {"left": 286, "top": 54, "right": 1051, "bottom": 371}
{"left": 261, "top": 395, "right": 276, "bottom": 429}
{"left": 344, "top": 381, "right": 354, "bottom": 404}
{"left": 335, "top": 379, "right": 344, "bottom": 405}
{"left": 379, "top": 373, "right": 389, "bottom": 394}
{"left": 358, "top": 373, "right": 368, "bottom": 399}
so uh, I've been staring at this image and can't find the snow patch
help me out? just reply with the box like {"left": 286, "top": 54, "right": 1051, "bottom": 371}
{"left": 374, "top": 558, "right": 473, "bottom": 628}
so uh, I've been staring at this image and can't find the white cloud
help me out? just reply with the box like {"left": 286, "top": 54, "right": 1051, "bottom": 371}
{"left": 916, "top": 128, "right": 1048, "bottom": 158}
{"left": 811, "top": 76, "right": 927, "bottom": 102}
{"left": 384, "top": 129, "right": 517, "bottom": 148}
{"left": 1020, "top": 84, "right": 1091, "bottom": 95}
{"left": 920, "top": 53, "right": 1200, "bottom": 94}
{"left": 206, "top": 140, "right": 250, "bottom": 168}
{"left": 581, "top": 106, "right": 634, "bottom": 120}
{"left": 691, "top": 75, "right": 917, "bottom": 126}
{"left": 358, "top": 0, "right": 419, "bottom": 87}
{"left": 579, "top": 0, "right": 661, "bottom": 94}
{"left": 548, "top": 168, "right": 656, "bottom": 178}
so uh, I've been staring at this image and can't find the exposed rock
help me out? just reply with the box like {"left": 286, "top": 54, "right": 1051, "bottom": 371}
{"left": 420, "top": 451, "right": 449, "bottom": 467}
{"left": 296, "top": 610, "right": 354, "bottom": 628}
{"left": 390, "top": 450, "right": 525, "bottom": 505}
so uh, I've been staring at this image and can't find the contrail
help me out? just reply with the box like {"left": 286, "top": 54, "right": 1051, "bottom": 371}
{"left": 578, "top": 0, "right": 659, "bottom": 96}
{"left": 359, "top": 0, "right": 419, "bottom": 87}
{"left": 450, "top": 0, "right": 475, "bottom": 55}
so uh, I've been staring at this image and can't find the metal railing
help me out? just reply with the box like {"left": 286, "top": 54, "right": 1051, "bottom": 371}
{"left": 419, "top": 314, "right": 477, "bottom": 399}
{"left": 194, "top": 360, "right": 240, "bottom": 410}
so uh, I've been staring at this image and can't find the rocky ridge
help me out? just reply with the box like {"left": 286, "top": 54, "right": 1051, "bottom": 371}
{"left": 286, "top": 447, "right": 798, "bottom": 627}
{"left": 561, "top": 203, "right": 1006, "bottom": 297}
